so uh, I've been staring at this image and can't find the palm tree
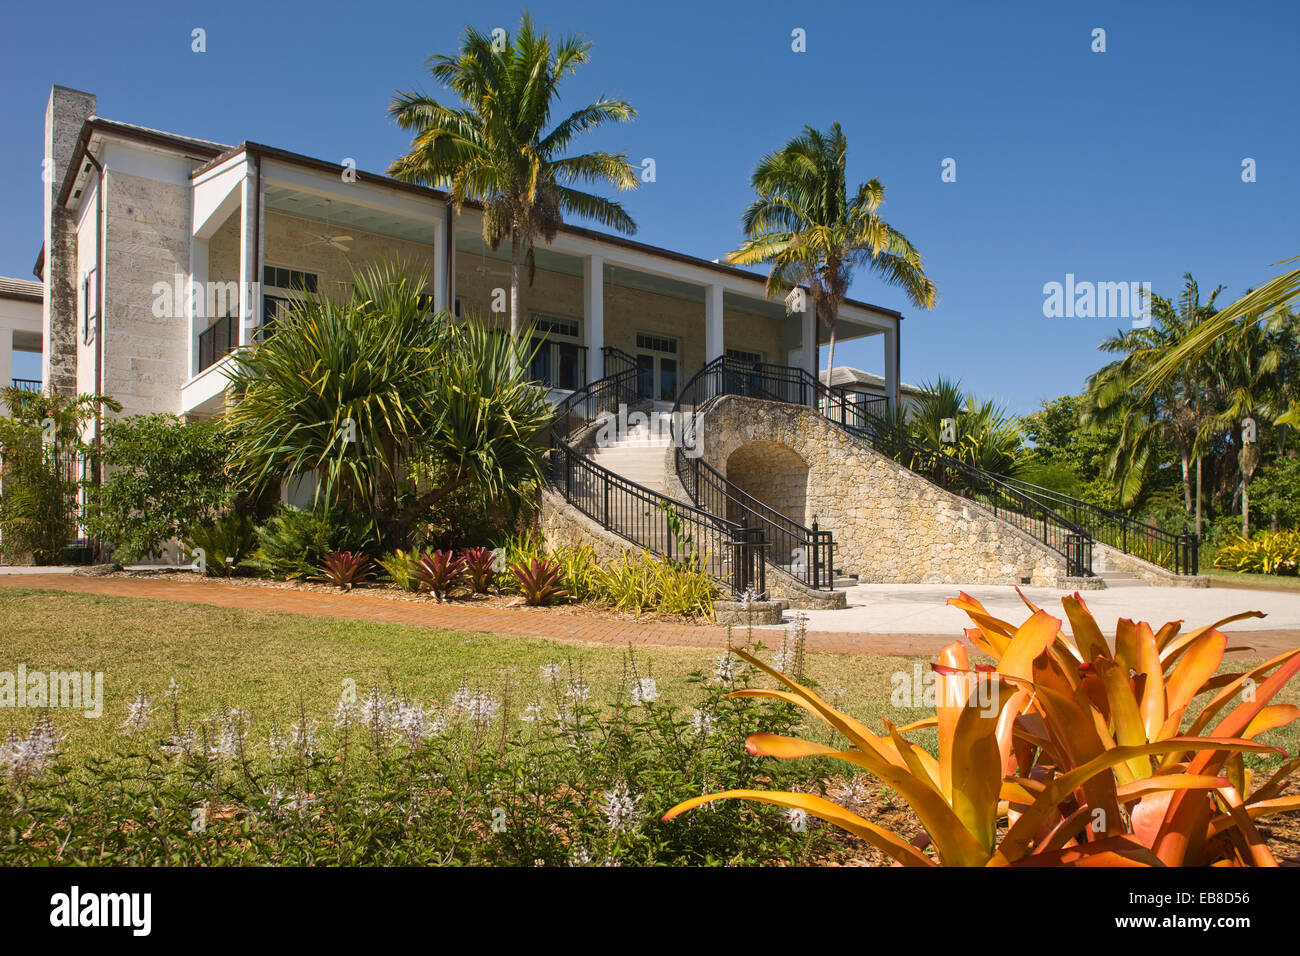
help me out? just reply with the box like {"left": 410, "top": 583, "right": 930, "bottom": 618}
{"left": 909, "top": 377, "right": 1023, "bottom": 476}
{"left": 1201, "top": 317, "right": 1288, "bottom": 535}
{"left": 1082, "top": 276, "right": 1221, "bottom": 515}
{"left": 1140, "top": 256, "right": 1300, "bottom": 415}
{"left": 388, "top": 14, "right": 639, "bottom": 343}
{"left": 729, "top": 122, "right": 936, "bottom": 385}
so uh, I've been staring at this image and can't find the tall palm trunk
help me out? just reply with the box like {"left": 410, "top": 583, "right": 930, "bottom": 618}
{"left": 1180, "top": 454, "right": 1192, "bottom": 514}
{"left": 1242, "top": 480, "right": 1250, "bottom": 537}
{"left": 509, "top": 232, "right": 522, "bottom": 341}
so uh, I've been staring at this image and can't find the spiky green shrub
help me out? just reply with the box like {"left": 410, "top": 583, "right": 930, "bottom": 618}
{"left": 224, "top": 262, "right": 551, "bottom": 548}
{"left": 1215, "top": 531, "right": 1300, "bottom": 576}
{"left": 594, "top": 551, "right": 717, "bottom": 619}
{"left": 377, "top": 549, "right": 422, "bottom": 592}
{"left": 184, "top": 513, "right": 257, "bottom": 576}
{"left": 245, "top": 507, "right": 378, "bottom": 580}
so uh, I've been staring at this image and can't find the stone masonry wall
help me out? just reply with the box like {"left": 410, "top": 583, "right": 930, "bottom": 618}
{"left": 43, "top": 86, "right": 97, "bottom": 396}
{"left": 699, "top": 395, "right": 1072, "bottom": 587}
{"left": 101, "top": 171, "right": 193, "bottom": 417}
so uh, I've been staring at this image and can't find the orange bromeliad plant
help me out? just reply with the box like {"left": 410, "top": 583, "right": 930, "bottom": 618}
{"left": 663, "top": 593, "right": 1300, "bottom": 866}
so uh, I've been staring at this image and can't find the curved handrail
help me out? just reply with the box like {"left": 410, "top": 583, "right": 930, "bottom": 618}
{"left": 548, "top": 362, "right": 765, "bottom": 595}
{"left": 672, "top": 357, "right": 836, "bottom": 590}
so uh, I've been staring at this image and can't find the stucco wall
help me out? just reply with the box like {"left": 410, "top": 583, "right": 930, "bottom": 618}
{"left": 698, "top": 395, "right": 1072, "bottom": 587}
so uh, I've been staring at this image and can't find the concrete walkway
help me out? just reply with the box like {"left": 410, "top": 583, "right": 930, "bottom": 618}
{"left": 1, "top": 572, "right": 1297, "bottom": 658}
{"left": 782, "top": 581, "right": 1300, "bottom": 637}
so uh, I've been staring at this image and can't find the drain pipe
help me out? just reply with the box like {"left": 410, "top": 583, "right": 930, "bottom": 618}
{"left": 85, "top": 148, "right": 106, "bottom": 481}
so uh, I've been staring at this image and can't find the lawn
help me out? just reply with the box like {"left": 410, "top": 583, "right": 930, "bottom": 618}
{"left": 1207, "top": 569, "right": 1300, "bottom": 592}
{"left": 0, "top": 588, "right": 929, "bottom": 759}
{"left": 3, "top": 586, "right": 1298, "bottom": 763}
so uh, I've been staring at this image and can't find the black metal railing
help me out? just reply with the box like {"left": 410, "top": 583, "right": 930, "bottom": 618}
{"left": 999, "top": 476, "right": 1199, "bottom": 576}
{"left": 678, "top": 356, "right": 1099, "bottom": 579}
{"left": 0, "top": 446, "right": 99, "bottom": 563}
{"left": 549, "top": 360, "right": 764, "bottom": 596}
{"left": 673, "top": 357, "right": 838, "bottom": 590}
{"left": 197, "top": 314, "right": 238, "bottom": 373}
{"left": 10, "top": 379, "right": 42, "bottom": 392}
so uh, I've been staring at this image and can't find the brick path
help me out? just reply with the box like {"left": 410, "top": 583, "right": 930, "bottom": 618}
{"left": 3, "top": 573, "right": 1299, "bottom": 658}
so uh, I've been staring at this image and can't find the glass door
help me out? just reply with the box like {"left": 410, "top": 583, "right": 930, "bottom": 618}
{"left": 635, "top": 333, "right": 680, "bottom": 402}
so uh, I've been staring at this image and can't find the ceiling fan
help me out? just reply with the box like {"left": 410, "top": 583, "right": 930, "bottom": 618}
{"left": 305, "top": 199, "right": 353, "bottom": 253}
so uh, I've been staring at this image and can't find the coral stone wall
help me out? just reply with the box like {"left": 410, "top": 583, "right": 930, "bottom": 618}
{"left": 697, "top": 395, "right": 1071, "bottom": 587}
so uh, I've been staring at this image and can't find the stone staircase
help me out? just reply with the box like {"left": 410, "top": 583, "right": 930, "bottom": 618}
{"left": 584, "top": 415, "right": 673, "bottom": 494}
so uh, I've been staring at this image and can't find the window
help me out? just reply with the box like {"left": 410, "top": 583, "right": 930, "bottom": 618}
{"left": 528, "top": 313, "right": 585, "bottom": 390}
{"left": 262, "top": 265, "right": 318, "bottom": 294}
{"left": 533, "top": 313, "right": 581, "bottom": 339}
{"left": 82, "top": 268, "right": 98, "bottom": 344}
{"left": 635, "top": 332, "right": 680, "bottom": 401}
{"left": 726, "top": 348, "right": 763, "bottom": 365}
{"left": 636, "top": 332, "right": 676, "bottom": 354}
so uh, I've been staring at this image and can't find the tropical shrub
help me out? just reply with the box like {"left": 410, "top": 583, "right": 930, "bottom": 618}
{"left": 493, "top": 530, "right": 546, "bottom": 592}
{"left": 225, "top": 262, "right": 551, "bottom": 548}
{"left": 1214, "top": 531, "right": 1300, "bottom": 576}
{"left": 246, "top": 506, "right": 378, "bottom": 580}
{"left": 85, "top": 414, "right": 232, "bottom": 562}
{"left": 416, "top": 550, "right": 466, "bottom": 602}
{"left": 377, "top": 549, "right": 423, "bottom": 592}
{"left": 461, "top": 546, "right": 498, "bottom": 593}
{"left": 667, "top": 593, "right": 1300, "bottom": 866}
{"left": 909, "top": 377, "right": 1023, "bottom": 477}
{"left": 594, "top": 551, "right": 717, "bottom": 619}
{"left": 0, "top": 389, "right": 115, "bottom": 564}
{"left": 320, "top": 551, "right": 372, "bottom": 590}
{"left": 183, "top": 513, "right": 257, "bottom": 576}
{"left": 511, "top": 557, "right": 568, "bottom": 606}
{"left": 1251, "top": 457, "right": 1300, "bottom": 531}
{"left": 550, "top": 543, "right": 602, "bottom": 602}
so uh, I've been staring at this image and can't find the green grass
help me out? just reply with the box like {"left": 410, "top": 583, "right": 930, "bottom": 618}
{"left": 2, "top": 588, "right": 1296, "bottom": 770}
{"left": 0, "top": 588, "right": 925, "bottom": 759}
{"left": 1207, "top": 569, "right": 1300, "bottom": 591}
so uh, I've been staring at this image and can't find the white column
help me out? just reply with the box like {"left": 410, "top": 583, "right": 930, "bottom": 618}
{"left": 0, "top": 330, "right": 13, "bottom": 403}
{"left": 237, "top": 169, "right": 259, "bottom": 346}
{"left": 705, "top": 282, "right": 724, "bottom": 365}
{"left": 584, "top": 254, "right": 604, "bottom": 382}
{"left": 432, "top": 214, "right": 447, "bottom": 314}
{"left": 802, "top": 295, "right": 818, "bottom": 398}
{"left": 883, "top": 321, "right": 900, "bottom": 410}
{"left": 188, "top": 237, "right": 208, "bottom": 377}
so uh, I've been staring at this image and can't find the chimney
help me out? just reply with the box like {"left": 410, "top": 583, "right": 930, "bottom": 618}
{"left": 42, "top": 85, "right": 96, "bottom": 396}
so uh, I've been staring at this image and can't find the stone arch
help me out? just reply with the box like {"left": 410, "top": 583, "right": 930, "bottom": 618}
{"left": 724, "top": 440, "right": 810, "bottom": 530}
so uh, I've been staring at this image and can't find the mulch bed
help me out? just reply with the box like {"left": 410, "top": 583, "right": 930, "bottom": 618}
{"left": 812, "top": 778, "right": 1300, "bottom": 866}
{"left": 100, "top": 567, "right": 715, "bottom": 627}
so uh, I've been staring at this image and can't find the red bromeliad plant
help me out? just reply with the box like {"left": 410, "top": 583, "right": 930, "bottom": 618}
{"left": 415, "top": 550, "right": 466, "bottom": 602}
{"left": 462, "top": 547, "right": 498, "bottom": 594}
{"left": 664, "top": 593, "right": 1300, "bottom": 866}
{"left": 319, "top": 551, "right": 372, "bottom": 590}
{"left": 510, "top": 557, "right": 568, "bottom": 606}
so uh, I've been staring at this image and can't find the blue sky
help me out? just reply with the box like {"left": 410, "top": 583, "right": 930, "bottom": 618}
{"left": 2, "top": 0, "right": 1296, "bottom": 410}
